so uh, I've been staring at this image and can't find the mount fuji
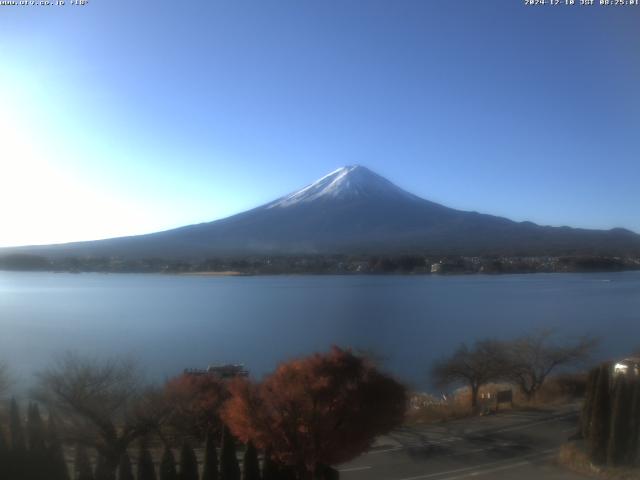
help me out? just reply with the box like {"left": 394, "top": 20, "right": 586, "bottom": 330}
{"left": 5, "top": 165, "right": 640, "bottom": 259}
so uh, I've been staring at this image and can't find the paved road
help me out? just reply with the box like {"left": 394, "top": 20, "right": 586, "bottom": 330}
{"left": 338, "top": 405, "right": 588, "bottom": 480}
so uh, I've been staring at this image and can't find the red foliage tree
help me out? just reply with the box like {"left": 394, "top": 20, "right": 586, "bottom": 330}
{"left": 164, "top": 373, "right": 229, "bottom": 439}
{"left": 222, "top": 347, "right": 407, "bottom": 479}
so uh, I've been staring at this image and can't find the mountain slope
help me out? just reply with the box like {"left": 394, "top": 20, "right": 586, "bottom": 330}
{"left": 4, "top": 165, "right": 640, "bottom": 259}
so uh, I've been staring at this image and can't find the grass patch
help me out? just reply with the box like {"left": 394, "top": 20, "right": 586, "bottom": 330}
{"left": 558, "top": 442, "right": 640, "bottom": 480}
{"left": 406, "top": 402, "right": 472, "bottom": 424}
{"left": 407, "top": 374, "right": 587, "bottom": 426}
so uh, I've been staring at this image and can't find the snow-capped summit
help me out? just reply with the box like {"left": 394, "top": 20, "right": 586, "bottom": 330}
{"left": 267, "top": 165, "right": 417, "bottom": 208}
{"left": 5, "top": 165, "right": 640, "bottom": 259}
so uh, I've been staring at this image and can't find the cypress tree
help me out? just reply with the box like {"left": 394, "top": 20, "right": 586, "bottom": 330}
{"left": 28, "top": 403, "right": 48, "bottom": 480}
{"left": 74, "top": 445, "right": 94, "bottom": 480}
{"left": 260, "top": 455, "right": 295, "bottom": 480}
{"left": 0, "top": 428, "right": 8, "bottom": 480}
{"left": 277, "top": 465, "right": 295, "bottom": 480}
{"left": 627, "top": 378, "right": 640, "bottom": 465}
{"left": 242, "top": 442, "right": 260, "bottom": 480}
{"left": 588, "top": 363, "right": 612, "bottom": 464}
{"left": 47, "top": 413, "right": 70, "bottom": 480}
{"left": 9, "top": 398, "right": 27, "bottom": 479}
{"left": 117, "top": 452, "right": 135, "bottom": 480}
{"left": 95, "top": 454, "right": 109, "bottom": 480}
{"left": 580, "top": 368, "right": 599, "bottom": 438}
{"left": 607, "top": 375, "right": 633, "bottom": 466}
{"left": 10, "top": 398, "right": 26, "bottom": 452}
{"left": 220, "top": 426, "right": 240, "bottom": 480}
{"left": 202, "top": 432, "right": 218, "bottom": 480}
{"left": 178, "top": 441, "right": 199, "bottom": 480}
{"left": 137, "top": 443, "right": 157, "bottom": 480}
{"left": 261, "top": 451, "right": 277, "bottom": 480}
{"left": 159, "top": 446, "right": 178, "bottom": 480}
{"left": 28, "top": 403, "right": 47, "bottom": 453}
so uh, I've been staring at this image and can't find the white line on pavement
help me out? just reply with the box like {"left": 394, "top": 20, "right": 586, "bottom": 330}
{"left": 392, "top": 449, "right": 555, "bottom": 480}
{"left": 367, "top": 447, "right": 404, "bottom": 455}
{"left": 339, "top": 466, "right": 372, "bottom": 472}
{"left": 368, "top": 413, "right": 573, "bottom": 456}
{"left": 437, "top": 454, "right": 555, "bottom": 480}
{"left": 439, "top": 460, "right": 531, "bottom": 479}
{"left": 490, "top": 413, "right": 576, "bottom": 434}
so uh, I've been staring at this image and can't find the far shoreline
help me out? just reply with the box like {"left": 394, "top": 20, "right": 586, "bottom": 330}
{"left": 1, "top": 252, "right": 639, "bottom": 276}
{"left": 1, "top": 269, "right": 640, "bottom": 277}
{"left": 179, "top": 270, "right": 249, "bottom": 277}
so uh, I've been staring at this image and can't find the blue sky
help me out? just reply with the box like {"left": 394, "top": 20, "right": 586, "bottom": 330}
{"left": 1, "top": 0, "right": 639, "bottom": 246}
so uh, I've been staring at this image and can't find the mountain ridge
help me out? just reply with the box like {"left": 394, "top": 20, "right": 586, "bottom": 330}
{"left": 3, "top": 165, "right": 640, "bottom": 259}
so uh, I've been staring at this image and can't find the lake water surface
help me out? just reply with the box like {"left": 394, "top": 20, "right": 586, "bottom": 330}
{"left": 1, "top": 271, "right": 639, "bottom": 391}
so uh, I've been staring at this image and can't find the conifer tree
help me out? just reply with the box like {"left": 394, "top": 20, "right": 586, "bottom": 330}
{"left": 159, "top": 446, "right": 178, "bottom": 480}
{"left": 607, "top": 375, "right": 632, "bottom": 466}
{"left": 28, "top": 403, "right": 47, "bottom": 453}
{"left": 580, "top": 368, "right": 598, "bottom": 438}
{"left": 588, "top": 363, "right": 612, "bottom": 464}
{"left": 179, "top": 441, "right": 199, "bottom": 480}
{"left": 27, "top": 403, "right": 48, "bottom": 479}
{"left": 118, "top": 452, "right": 135, "bottom": 480}
{"left": 10, "top": 398, "right": 26, "bottom": 452}
{"left": 220, "top": 426, "right": 240, "bottom": 480}
{"left": 260, "top": 452, "right": 277, "bottom": 480}
{"left": 242, "top": 442, "right": 260, "bottom": 480}
{"left": 47, "top": 413, "right": 70, "bottom": 480}
{"left": 276, "top": 464, "right": 295, "bottom": 480}
{"left": 627, "top": 378, "right": 640, "bottom": 465}
{"left": 74, "top": 445, "right": 94, "bottom": 480}
{"left": 0, "top": 428, "right": 8, "bottom": 480}
{"left": 202, "top": 432, "right": 219, "bottom": 480}
{"left": 137, "top": 443, "right": 157, "bottom": 480}
{"left": 93, "top": 453, "right": 115, "bottom": 480}
{"left": 95, "top": 454, "right": 109, "bottom": 480}
{"left": 9, "top": 398, "right": 27, "bottom": 479}
{"left": 260, "top": 451, "right": 294, "bottom": 480}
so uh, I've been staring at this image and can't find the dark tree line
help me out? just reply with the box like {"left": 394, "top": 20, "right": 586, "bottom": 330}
{"left": 0, "top": 400, "right": 68, "bottom": 480}
{"left": 3, "top": 252, "right": 638, "bottom": 275}
{"left": 1, "top": 347, "right": 406, "bottom": 480}
{"left": 0, "top": 407, "right": 269, "bottom": 480}
{"left": 580, "top": 363, "right": 640, "bottom": 467}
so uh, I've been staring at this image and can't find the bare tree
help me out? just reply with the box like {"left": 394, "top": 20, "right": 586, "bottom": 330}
{"left": 431, "top": 340, "right": 506, "bottom": 410}
{"left": 34, "top": 353, "right": 170, "bottom": 480}
{"left": 503, "top": 330, "right": 596, "bottom": 401}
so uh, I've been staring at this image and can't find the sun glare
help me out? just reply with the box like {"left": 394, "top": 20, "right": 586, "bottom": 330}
{"left": 0, "top": 95, "right": 152, "bottom": 247}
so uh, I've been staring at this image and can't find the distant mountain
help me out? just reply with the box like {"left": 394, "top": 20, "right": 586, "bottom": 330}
{"left": 4, "top": 165, "right": 640, "bottom": 259}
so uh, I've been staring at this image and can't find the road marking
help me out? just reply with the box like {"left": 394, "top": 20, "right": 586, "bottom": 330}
{"left": 367, "top": 447, "right": 403, "bottom": 455}
{"left": 490, "top": 413, "right": 576, "bottom": 433}
{"left": 370, "top": 414, "right": 573, "bottom": 456}
{"left": 441, "top": 460, "right": 532, "bottom": 479}
{"left": 417, "top": 436, "right": 464, "bottom": 446}
{"left": 339, "top": 466, "right": 372, "bottom": 472}
{"left": 438, "top": 453, "right": 556, "bottom": 479}
{"left": 393, "top": 449, "right": 555, "bottom": 480}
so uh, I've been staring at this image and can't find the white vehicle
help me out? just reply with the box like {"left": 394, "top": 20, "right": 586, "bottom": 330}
{"left": 613, "top": 357, "right": 640, "bottom": 377}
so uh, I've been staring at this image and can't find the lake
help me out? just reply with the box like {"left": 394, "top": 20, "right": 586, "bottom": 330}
{"left": 1, "top": 271, "right": 639, "bottom": 391}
